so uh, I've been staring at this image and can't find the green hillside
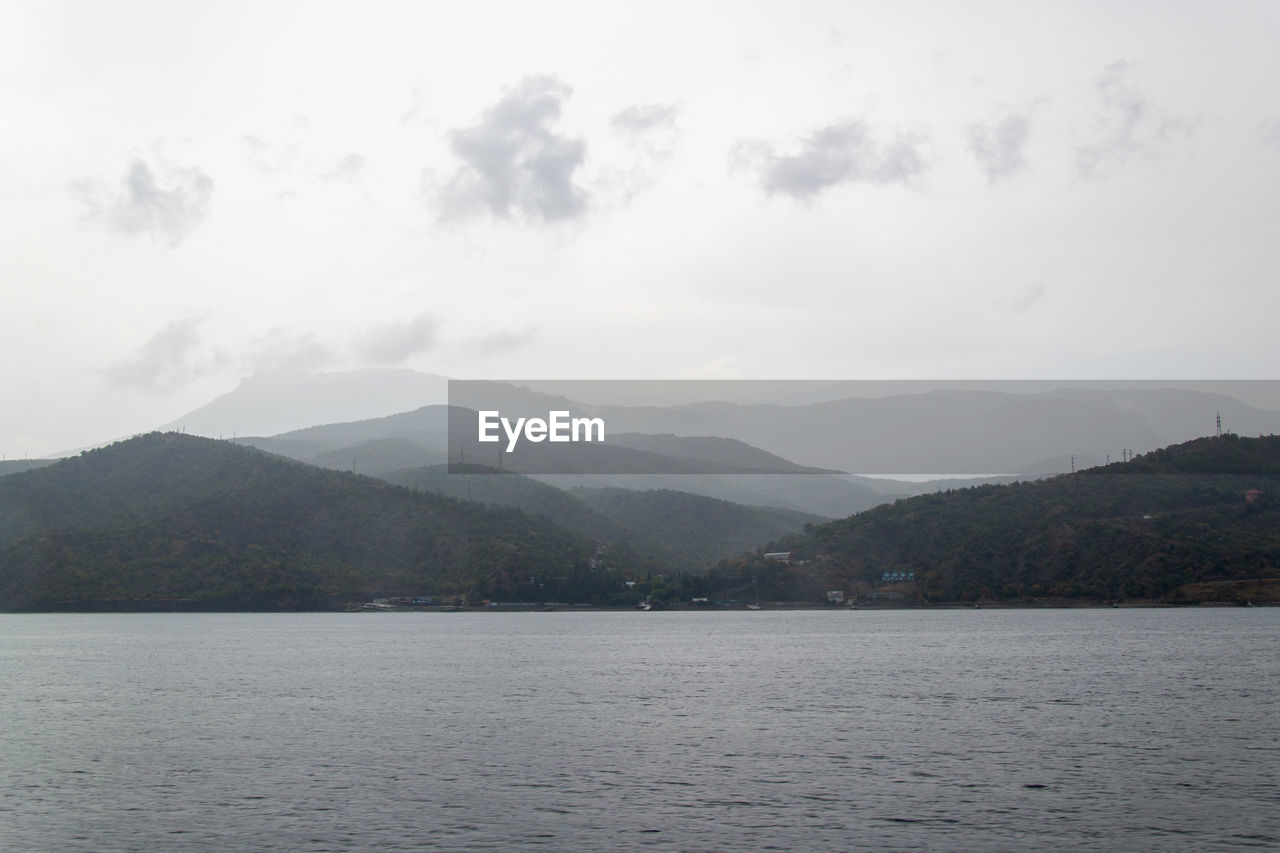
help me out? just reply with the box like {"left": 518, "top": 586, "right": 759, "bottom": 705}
{"left": 725, "top": 434, "right": 1280, "bottom": 604}
{"left": 0, "top": 433, "right": 605, "bottom": 611}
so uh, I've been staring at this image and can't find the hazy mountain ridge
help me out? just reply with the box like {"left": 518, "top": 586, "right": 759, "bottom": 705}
{"left": 0, "top": 460, "right": 57, "bottom": 478}
{"left": 164, "top": 371, "right": 1280, "bottom": 478}
{"left": 453, "top": 380, "right": 1280, "bottom": 474}
{"left": 160, "top": 369, "right": 450, "bottom": 439}
{"left": 380, "top": 464, "right": 827, "bottom": 572}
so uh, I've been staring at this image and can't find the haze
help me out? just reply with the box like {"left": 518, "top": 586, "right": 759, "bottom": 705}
{"left": 3, "top": 1, "right": 1279, "bottom": 456}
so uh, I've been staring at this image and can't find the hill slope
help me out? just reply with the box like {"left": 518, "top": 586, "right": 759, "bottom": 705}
{"left": 382, "top": 465, "right": 827, "bottom": 571}
{"left": 0, "top": 433, "right": 597, "bottom": 610}
{"left": 727, "top": 435, "right": 1280, "bottom": 603}
{"left": 572, "top": 487, "right": 827, "bottom": 571}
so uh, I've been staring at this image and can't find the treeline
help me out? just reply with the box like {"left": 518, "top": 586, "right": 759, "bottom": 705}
{"left": 0, "top": 434, "right": 608, "bottom": 610}
{"left": 731, "top": 435, "right": 1280, "bottom": 603}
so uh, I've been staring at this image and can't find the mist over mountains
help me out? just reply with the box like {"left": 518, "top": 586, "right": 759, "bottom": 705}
{"left": 159, "top": 369, "right": 450, "bottom": 439}
{"left": 5, "top": 370, "right": 1279, "bottom": 610}
{"left": 158, "top": 370, "right": 1280, "bottom": 476}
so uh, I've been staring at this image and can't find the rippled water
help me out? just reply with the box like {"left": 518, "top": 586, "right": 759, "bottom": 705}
{"left": 2, "top": 609, "right": 1279, "bottom": 851}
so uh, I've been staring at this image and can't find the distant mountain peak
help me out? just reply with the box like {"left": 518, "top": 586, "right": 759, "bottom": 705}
{"left": 159, "top": 368, "right": 451, "bottom": 439}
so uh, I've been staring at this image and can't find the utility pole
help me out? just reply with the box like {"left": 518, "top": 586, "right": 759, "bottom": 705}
{"left": 1216, "top": 412, "right": 1222, "bottom": 438}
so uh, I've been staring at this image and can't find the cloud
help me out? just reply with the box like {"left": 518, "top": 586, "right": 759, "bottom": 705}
{"left": 241, "top": 134, "right": 299, "bottom": 175}
{"left": 321, "top": 152, "right": 367, "bottom": 182}
{"left": 432, "top": 75, "right": 589, "bottom": 224}
{"left": 72, "top": 158, "right": 214, "bottom": 247}
{"left": 605, "top": 102, "right": 681, "bottom": 200}
{"left": 106, "top": 318, "right": 225, "bottom": 391}
{"left": 732, "top": 119, "right": 927, "bottom": 200}
{"left": 355, "top": 313, "right": 439, "bottom": 364}
{"left": 245, "top": 329, "right": 335, "bottom": 374}
{"left": 969, "top": 113, "right": 1031, "bottom": 183}
{"left": 1075, "top": 60, "right": 1195, "bottom": 179}
{"left": 401, "top": 86, "right": 436, "bottom": 129}
{"left": 1011, "top": 283, "right": 1046, "bottom": 314}
{"left": 611, "top": 102, "right": 680, "bottom": 137}
{"left": 465, "top": 326, "right": 537, "bottom": 357}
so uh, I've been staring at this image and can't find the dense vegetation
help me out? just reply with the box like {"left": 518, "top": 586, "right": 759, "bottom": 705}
{"left": 570, "top": 487, "right": 824, "bottom": 571}
{"left": 381, "top": 465, "right": 824, "bottom": 572}
{"left": 728, "top": 435, "right": 1280, "bottom": 603}
{"left": 0, "top": 434, "right": 608, "bottom": 610}
{"left": 6, "top": 432, "right": 1276, "bottom": 610}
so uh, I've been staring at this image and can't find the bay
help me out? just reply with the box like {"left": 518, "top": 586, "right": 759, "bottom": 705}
{"left": 2, "top": 609, "right": 1278, "bottom": 851}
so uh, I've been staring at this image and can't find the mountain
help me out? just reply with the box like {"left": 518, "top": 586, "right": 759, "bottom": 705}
{"left": 159, "top": 368, "right": 449, "bottom": 439}
{"left": 724, "top": 435, "right": 1280, "bottom": 604}
{"left": 381, "top": 464, "right": 827, "bottom": 572}
{"left": 307, "top": 438, "right": 449, "bottom": 477}
{"left": 531, "top": 472, "right": 896, "bottom": 518}
{"left": 452, "top": 381, "right": 1280, "bottom": 475}
{"left": 604, "top": 433, "right": 838, "bottom": 473}
{"left": 0, "top": 459, "right": 57, "bottom": 478}
{"left": 0, "top": 433, "right": 600, "bottom": 611}
{"left": 242, "top": 405, "right": 841, "bottom": 476}
{"left": 571, "top": 487, "right": 826, "bottom": 571}
{"left": 381, "top": 463, "right": 613, "bottom": 541}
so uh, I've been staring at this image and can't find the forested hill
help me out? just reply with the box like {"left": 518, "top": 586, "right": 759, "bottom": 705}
{"left": 734, "top": 435, "right": 1280, "bottom": 603}
{"left": 381, "top": 465, "right": 826, "bottom": 572}
{"left": 0, "top": 433, "right": 598, "bottom": 611}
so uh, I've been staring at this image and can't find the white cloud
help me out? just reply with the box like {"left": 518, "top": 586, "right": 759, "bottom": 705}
{"left": 464, "top": 326, "right": 537, "bottom": 358}
{"left": 732, "top": 119, "right": 927, "bottom": 200}
{"left": 71, "top": 157, "right": 214, "bottom": 247}
{"left": 969, "top": 113, "right": 1031, "bottom": 183}
{"left": 321, "top": 152, "right": 367, "bottom": 183}
{"left": 1075, "top": 60, "right": 1195, "bottom": 179}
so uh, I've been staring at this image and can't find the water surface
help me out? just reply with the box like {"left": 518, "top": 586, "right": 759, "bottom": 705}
{"left": 2, "top": 609, "right": 1278, "bottom": 851}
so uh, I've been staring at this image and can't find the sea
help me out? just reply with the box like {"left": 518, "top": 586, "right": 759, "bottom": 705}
{"left": 2, "top": 608, "right": 1278, "bottom": 851}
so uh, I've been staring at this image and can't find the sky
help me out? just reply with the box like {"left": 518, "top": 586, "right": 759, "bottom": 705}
{"left": 3, "top": 0, "right": 1280, "bottom": 456}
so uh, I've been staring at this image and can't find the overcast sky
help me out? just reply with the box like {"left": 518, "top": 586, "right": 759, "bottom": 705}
{"left": 3, "top": 1, "right": 1280, "bottom": 455}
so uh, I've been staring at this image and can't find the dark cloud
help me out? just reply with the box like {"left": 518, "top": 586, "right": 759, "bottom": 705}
{"left": 72, "top": 158, "right": 213, "bottom": 247}
{"left": 732, "top": 119, "right": 927, "bottom": 200}
{"left": 1075, "top": 60, "right": 1194, "bottom": 178}
{"left": 433, "top": 75, "right": 589, "bottom": 223}
{"left": 106, "top": 318, "right": 224, "bottom": 390}
{"left": 968, "top": 113, "right": 1030, "bottom": 183}
{"left": 322, "top": 152, "right": 367, "bottom": 182}
{"left": 355, "top": 313, "right": 438, "bottom": 364}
